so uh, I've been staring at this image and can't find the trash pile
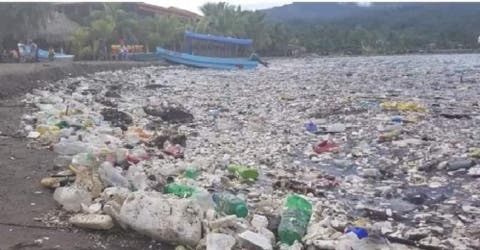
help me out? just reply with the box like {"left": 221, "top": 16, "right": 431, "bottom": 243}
{"left": 22, "top": 54, "right": 480, "bottom": 250}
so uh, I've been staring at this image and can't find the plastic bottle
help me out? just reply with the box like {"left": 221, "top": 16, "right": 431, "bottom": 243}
{"left": 227, "top": 165, "right": 259, "bottom": 181}
{"left": 53, "top": 155, "right": 73, "bottom": 167}
{"left": 304, "top": 122, "right": 318, "bottom": 133}
{"left": 53, "top": 185, "right": 92, "bottom": 212}
{"left": 53, "top": 139, "right": 87, "bottom": 155}
{"left": 126, "top": 164, "right": 149, "bottom": 191}
{"left": 98, "top": 162, "right": 129, "bottom": 188}
{"left": 391, "top": 115, "right": 403, "bottom": 124}
{"left": 40, "top": 174, "right": 75, "bottom": 189}
{"left": 184, "top": 167, "right": 200, "bottom": 179}
{"left": 164, "top": 183, "right": 197, "bottom": 198}
{"left": 278, "top": 194, "right": 313, "bottom": 245}
{"left": 55, "top": 121, "right": 70, "bottom": 129}
{"left": 212, "top": 192, "right": 248, "bottom": 218}
{"left": 71, "top": 152, "right": 96, "bottom": 168}
{"left": 378, "top": 130, "right": 401, "bottom": 142}
{"left": 192, "top": 189, "right": 215, "bottom": 212}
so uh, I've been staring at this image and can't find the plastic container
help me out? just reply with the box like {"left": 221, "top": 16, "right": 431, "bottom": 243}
{"left": 53, "top": 155, "right": 73, "bottom": 167}
{"left": 304, "top": 122, "right": 318, "bottom": 133}
{"left": 71, "top": 152, "right": 96, "bottom": 168}
{"left": 53, "top": 186, "right": 92, "bottom": 212}
{"left": 184, "top": 167, "right": 200, "bottom": 179}
{"left": 391, "top": 115, "right": 404, "bottom": 124}
{"left": 227, "top": 165, "right": 259, "bottom": 181}
{"left": 278, "top": 194, "right": 312, "bottom": 245}
{"left": 55, "top": 121, "right": 70, "bottom": 129}
{"left": 164, "top": 183, "right": 197, "bottom": 198}
{"left": 378, "top": 130, "right": 401, "bottom": 142}
{"left": 212, "top": 192, "right": 248, "bottom": 218}
{"left": 53, "top": 139, "right": 87, "bottom": 155}
{"left": 126, "top": 164, "right": 149, "bottom": 191}
{"left": 345, "top": 226, "right": 368, "bottom": 239}
{"left": 98, "top": 162, "right": 129, "bottom": 188}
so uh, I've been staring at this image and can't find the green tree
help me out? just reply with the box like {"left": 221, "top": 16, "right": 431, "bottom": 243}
{"left": 0, "top": 3, "right": 52, "bottom": 44}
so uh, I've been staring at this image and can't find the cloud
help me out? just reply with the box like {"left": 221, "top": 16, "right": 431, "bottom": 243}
{"left": 357, "top": 2, "right": 372, "bottom": 7}
{"left": 145, "top": 0, "right": 294, "bottom": 14}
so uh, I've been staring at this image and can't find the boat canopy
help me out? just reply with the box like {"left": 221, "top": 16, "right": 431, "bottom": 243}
{"left": 184, "top": 31, "right": 253, "bottom": 46}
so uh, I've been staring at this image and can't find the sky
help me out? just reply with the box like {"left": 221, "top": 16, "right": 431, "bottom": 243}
{"left": 146, "top": 1, "right": 374, "bottom": 14}
{"left": 146, "top": 1, "right": 304, "bottom": 14}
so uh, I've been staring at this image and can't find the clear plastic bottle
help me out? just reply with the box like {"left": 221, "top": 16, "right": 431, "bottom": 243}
{"left": 53, "top": 155, "right": 73, "bottom": 167}
{"left": 71, "top": 152, "right": 96, "bottom": 168}
{"left": 53, "top": 139, "right": 87, "bottom": 155}
{"left": 212, "top": 192, "right": 248, "bottom": 218}
{"left": 126, "top": 164, "right": 149, "bottom": 191}
{"left": 98, "top": 161, "right": 129, "bottom": 188}
{"left": 53, "top": 185, "right": 92, "bottom": 212}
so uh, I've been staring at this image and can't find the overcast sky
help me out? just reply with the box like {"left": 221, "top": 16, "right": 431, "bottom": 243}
{"left": 145, "top": 1, "right": 373, "bottom": 14}
{"left": 146, "top": 1, "right": 305, "bottom": 14}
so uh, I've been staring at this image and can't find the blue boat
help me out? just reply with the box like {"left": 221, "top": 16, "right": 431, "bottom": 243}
{"left": 38, "top": 48, "right": 74, "bottom": 62}
{"left": 129, "top": 52, "right": 162, "bottom": 62}
{"left": 156, "top": 31, "right": 260, "bottom": 70}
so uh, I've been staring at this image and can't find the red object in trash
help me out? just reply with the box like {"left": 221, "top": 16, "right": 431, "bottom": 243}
{"left": 313, "top": 140, "right": 339, "bottom": 154}
{"left": 165, "top": 144, "right": 184, "bottom": 158}
{"left": 126, "top": 154, "right": 151, "bottom": 164}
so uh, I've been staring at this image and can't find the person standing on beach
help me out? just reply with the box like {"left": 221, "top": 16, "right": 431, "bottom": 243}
{"left": 48, "top": 47, "right": 55, "bottom": 61}
{"left": 31, "top": 41, "right": 38, "bottom": 62}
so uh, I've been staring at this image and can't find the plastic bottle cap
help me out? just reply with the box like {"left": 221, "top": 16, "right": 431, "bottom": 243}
{"left": 235, "top": 204, "right": 248, "bottom": 218}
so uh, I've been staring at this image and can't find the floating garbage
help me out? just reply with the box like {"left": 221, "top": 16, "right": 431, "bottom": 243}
{"left": 278, "top": 194, "right": 312, "bottom": 245}
{"left": 381, "top": 101, "right": 427, "bottom": 112}
{"left": 213, "top": 192, "right": 249, "bottom": 218}
{"left": 23, "top": 55, "right": 480, "bottom": 249}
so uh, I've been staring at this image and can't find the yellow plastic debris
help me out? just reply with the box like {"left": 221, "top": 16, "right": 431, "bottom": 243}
{"left": 468, "top": 148, "right": 480, "bottom": 158}
{"left": 353, "top": 218, "right": 368, "bottom": 227}
{"left": 379, "top": 130, "right": 401, "bottom": 142}
{"left": 279, "top": 95, "right": 295, "bottom": 101}
{"left": 381, "top": 101, "right": 427, "bottom": 112}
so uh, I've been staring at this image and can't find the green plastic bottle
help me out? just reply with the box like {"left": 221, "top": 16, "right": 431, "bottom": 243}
{"left": 164, "top": 183, "right": 197, "bottom": 198}
{"left": 212, "top": 192, "right": 248, "bottom": 218}
{"left": 278, "top": 194, "right": 313, "bottom": 245}
{"left": 184, "top": 167, "right": 200, "bottom": 179}
{"left": 227, "top": 165, "right": 259, "bottom": 181}
{"left": 55, "top": 121, "right": 70, "bottom": 129}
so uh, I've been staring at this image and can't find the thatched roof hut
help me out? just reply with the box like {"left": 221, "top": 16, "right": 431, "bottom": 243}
{"left": 35, "top": 11, "right": 79, "bottom": 43}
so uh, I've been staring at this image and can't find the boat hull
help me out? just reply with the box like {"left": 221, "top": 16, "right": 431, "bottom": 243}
{"left": 129, "top": 53, "right": 162, "bottom": 62}
{"left": 156, "top": 47, "right": 257, "bottom": 70}
{"left": 38, "top": 49, "right": 74, "bottom": 62}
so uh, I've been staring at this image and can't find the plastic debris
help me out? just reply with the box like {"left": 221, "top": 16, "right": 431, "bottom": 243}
{"left": 69, "top": 214, "right": 114, "bottom": 230}
{"left": 22, "top": 57, "right": 480, "bottom": 249}
{"left": 278, "top": 194, "right": 312, "bottom": 245}
{"left": 227, "top": 164, "right": 259, "bottom": 181}
{"left": 238, "top": 230, "right": 273, "bottom": 250}
{"left": 213, "top": 192, "right": 248, "bottom": 218}
{"left": 106, "top": 191, "right": 202, "bottom": 246}
{"left": 345, "top": 226, "right": 368, "bottom": 239}
{"left": 53, "top": 186, "right": 92, "bottom": 212}
{"left": 304, "top": 122, "right": 318, "bottom": 133}
{"left": 206, "top": 233, "right": 236, "bottom": 250}
{"left": 381, "top": 101, "right": 427, "bottom": 112}
{"left": 313, "top": 141, "right": 339, "bottom": 154}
